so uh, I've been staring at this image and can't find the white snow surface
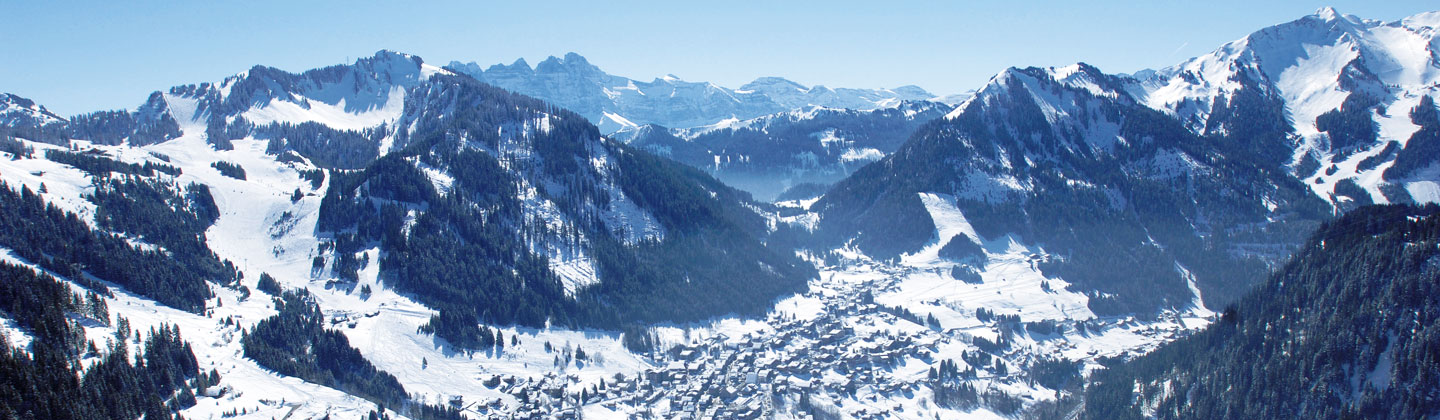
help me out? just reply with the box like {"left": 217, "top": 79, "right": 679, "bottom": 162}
{"left": 241, "top": 86, "right": 407, "bottom": 131}
{"left": 1131, "top": 8, "right": 1440, "bottom": 204}
{"left": 0, "top": 130, "right": 658, "bottom": 418}
{"left": 0, "top": 93, "right": 67, "bottom": 126}
{"left": 943, "top": 9, "right": 1440, "bottom": 207}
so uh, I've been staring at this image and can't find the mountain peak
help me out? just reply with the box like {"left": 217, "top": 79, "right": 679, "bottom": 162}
{"left": 0, "top": 92, "right": 66, "bottom": 125}
{"left": 447, "top": 55, "right": 954, "bottom": 132}
{"left": 365, "top": 49, "right": 419, "bottom": 63}
{"left": 535, "top": 52, "right": 601, "bottom": 74}
{"left": 992, "top": 66, "right": 1026, "bottom": 84}
{"left": 892, "top": 85, "right": 934, "bottom": 97}
{"left": 949, "top": 63, "right": 1136, "bottom": 121}
{"left": 353, "top": 50, "right": 425, "bottom": 75}
{"left": 741, "top": 77, "right": 807, "bottom": 92}
{"left": 1, "top": 93, "right": 56, "bottom": 117}
{"left": 504, "top": 57, "right": 532, "bottom": 71}
{"left": 562, "top": 52, "right": 590, "bottom": 64}
{"left": 1402, "top": 10, "right": 1440, "bottom": 29}
{"left": 1301, "top": 6, "right": 1367, "bottom": 27}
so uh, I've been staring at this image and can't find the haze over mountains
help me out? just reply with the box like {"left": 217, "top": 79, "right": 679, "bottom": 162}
{"left": 447, "top": 53, "right": 965, "bottom": 134}
{"left": 0, "top": 6, "right": 1437, "bottom": 420}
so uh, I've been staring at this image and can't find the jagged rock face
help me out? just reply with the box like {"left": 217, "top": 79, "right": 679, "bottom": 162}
{"left": 448, "top": 52, "right": 943, "bottom": 133}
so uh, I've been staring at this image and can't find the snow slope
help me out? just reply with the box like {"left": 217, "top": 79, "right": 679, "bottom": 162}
{"left": 0, "top": 105, "right": 1214, "bottom": 418}
{"left": 0, "top": 127, "right": 661, "bottom": 418}
{"left": 1134, "top": 7, "right": 1440, "bottom": 204}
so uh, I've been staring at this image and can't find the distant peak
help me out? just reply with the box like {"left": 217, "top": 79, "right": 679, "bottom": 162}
{"left": 369, "top": 49, "right": 411, "bottom": 60}
{"left": 0, "top": 93, "right": 66, "bottom": 122}
{"left": 1050, "top": 62, "right": 1108, "bottom": 81}
{"left": 0, "top": 93, "right": 37, "bottom": 109}
{"left": 1401, "top": 10, "right": 1440, "bottom": 29}
{"left": 562, "top": 52, "right": 590, "bottom": 64}
{"left": 970, "top": 67, "right": 1033, "bottom": 96}
{"left": 892, "top": 85, "right": 933, "bottom": 97}
{"left": 1072, "top": 62, "right": 1103, "bottom": 74}
{"left": 1304, "top": 6, "right": 1364, "bottom": 26}
{"left": 750, "top": 76, "right": 800, "bottom": 84}
{"left": 748, "top": 76, "right": 806, "bottom": 84}
{"left": 995, "top": 66, "right": 1025, "bottom": 80}
{"left": 471, "top": 57, "right": 533, "bottom": 75}
{"left": 358, "top": 50, "right": 424, "bottom": 68}
{"left": 535, "top": 53, "right": 602, "bottom": 74}
{"left": 739, "top": 77, "right": 807, "bottom": 92}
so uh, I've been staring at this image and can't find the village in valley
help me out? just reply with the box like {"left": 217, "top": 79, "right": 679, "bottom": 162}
{"left": 458, "top": 257, "right": 1210, "bottom": 419}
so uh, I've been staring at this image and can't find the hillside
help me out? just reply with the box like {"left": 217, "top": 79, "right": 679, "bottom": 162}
{"left": 812, "top": 63, "right": 1331, "bottom": 315}
{"left": 0, "top": 51, "right": 816, "bottom": 418}
{"left": 806, "top": 8, "right": 1440, "bottom": 317}
{"left": 1079, "top": 204, "right": 1440, "bottom": 419}
{"left": 1134, "top": 8, "right": 1440, "bottom": 207}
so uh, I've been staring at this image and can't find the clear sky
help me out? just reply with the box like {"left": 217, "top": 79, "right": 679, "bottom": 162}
{"left": 2, "top": 1, "right": 1434, "bottom": 116}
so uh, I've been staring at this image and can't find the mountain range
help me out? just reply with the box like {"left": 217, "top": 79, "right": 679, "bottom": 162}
{"left": 447, "top": 53, "right": 965, "bottom": 133}
{"left": 621, "top": 101, "right": 955, "bottom": 200}
{"left": 812, "top": 7, "right": 1440, "bottom": 316}
{"left": 0, "top": 6, "right": 1437, "bottom": 420}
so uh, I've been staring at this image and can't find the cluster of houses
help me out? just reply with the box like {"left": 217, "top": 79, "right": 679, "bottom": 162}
{"left": 450, "top": 261, "right": 1207, "bottom": 419}
{"left": 464, "top": 280, "right": 974, "bottom": 419}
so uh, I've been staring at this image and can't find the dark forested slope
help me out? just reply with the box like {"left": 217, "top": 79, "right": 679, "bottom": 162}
{"left": 1080, "top": 204, "right": 1440, "bottom": 420}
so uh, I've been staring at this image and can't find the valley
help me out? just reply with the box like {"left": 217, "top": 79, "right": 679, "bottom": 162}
{"left": 0, "top": 5, "right": 1439, "bottom": 420}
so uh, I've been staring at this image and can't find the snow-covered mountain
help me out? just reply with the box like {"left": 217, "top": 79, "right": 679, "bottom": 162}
{"left": 0, "top": 49, "right": 1207, "bottom": 420}
{"left": 812, "top": 61, "right": 1331, "bottom": 317}
{"left": 0, "top": 93, "right": 68, "bottom": 144}
{"left": 807, "top": 7, "right": 1440, "bottom": 322}
{"left": 0, "top": 93, "right": 64, "bottom": 127}
{"left": 88, "top": 50, "right": 810, "bottom": 325}
{"left": 1131, "top": 7, "right": 1440, "bottom": 206}
{"left": 0, "top": 50, "right": 819, "bottom": 419}
{"left": 447, "top": 53, "right": 975, "bottom": 201}
{"left": 448, "top": 53, "right": 954, "bottom": 133}
{"left": 2, "top": 8, "right": 1438, "bottom": 420}
{"left": 621, "top": 100, "right": 954, "bottom": 201}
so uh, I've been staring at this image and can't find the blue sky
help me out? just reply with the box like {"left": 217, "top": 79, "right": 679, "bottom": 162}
{"left": 2, "top": 1, "right": 1434, "bottom": 116}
